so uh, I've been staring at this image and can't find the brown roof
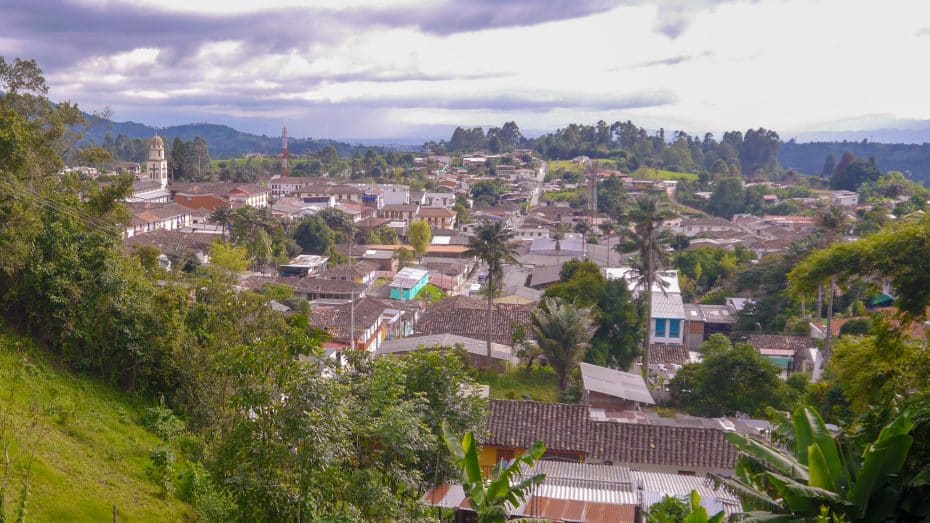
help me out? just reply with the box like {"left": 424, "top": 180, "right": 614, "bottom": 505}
{"left": 128, "top": 202, "right": 191, "bottom": 225}
{"left": 417, "top": 207, "right": 455, "bottom": 218}
{"left": 745, "top": 334, "right": 817, "bottom": 352}
{"left": 587, "top": 421, "right": 737, "bottom": 470}
{"left": 648, "top": 344, "right": 691, "bottom": 365}
{"left": 417, "top": 305, "right": 530, "bottom": 345}
{"left": 315, "top": 261, "right": 377, "bottom": 281}
{"left": 123, "top": 229, "right": 215, "bottom": 253}
{"left": 311, "top": 298, "right": 387, "bottom": 340}
{"left": 241, "top": 275, "right": 365, "bottom": 296}
{"left": 484, "top": 400, "right": 590, "bottom": 453}
{"left": 485, "top": 400, "right": 738, "bottom": 471}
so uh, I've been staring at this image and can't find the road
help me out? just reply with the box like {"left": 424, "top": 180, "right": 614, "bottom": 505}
{"left": 529, "top": 161, "right": 546, "bottom": 207}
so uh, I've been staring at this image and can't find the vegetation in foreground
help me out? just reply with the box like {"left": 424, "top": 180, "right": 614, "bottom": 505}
{"left": 0, "top": 330, "right": 191, "bottom": 521}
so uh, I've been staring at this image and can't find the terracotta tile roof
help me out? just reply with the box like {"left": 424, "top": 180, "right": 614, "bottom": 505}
{"left": 417, "top": 207, "right": 456, "bottom": 218}
{"left": 744, "top": 334, "right": 817, "bottom": 352}
{"left": 648, "top": 344, "right": 690, "bottom": 365}
{"left": 123, "top": 229, "right": 215, "bottom": 253}
{"left": 484, "top": 400, "right": 590, "bottom": 453}
{"left": 587, "top": 421, "right": 737, "bottom": 471}
{"left": 241, "top": 275, "right": 366, "bottom": 296}
{"left": 311, "top": 297, "right": 387, "bottom": 341}
{"left": 485, "top": 400, "right": 738, "bottom": 472}
{"left": 128, "top": 202, "right": 191, "bottom": 225}
{"left": 417, "top": 305, "right": 531, "bottom": 345}
{"left": 316, "top": 261, "right": 377, "bottom": 281}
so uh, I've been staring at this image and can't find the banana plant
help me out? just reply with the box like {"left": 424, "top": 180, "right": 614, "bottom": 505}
{"left": 442, "top": 421, "right": 546, "bottom": 523}
{"left": 710, "top": 405, "right": 914, "bottom": 521}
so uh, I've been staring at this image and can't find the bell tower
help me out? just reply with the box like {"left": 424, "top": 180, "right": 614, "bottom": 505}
{"left": 148, "top": 134, "right": 168, "bottom": 189}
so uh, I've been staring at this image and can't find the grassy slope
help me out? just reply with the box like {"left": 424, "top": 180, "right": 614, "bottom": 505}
{"left": 631, "top": 166, "right": 699, "bottom": 182}
{"left": 477, "top": 367, "right": 562, "bottom": 403}
{"left": 0, "top": 332, "right": 190, "bottom": 522}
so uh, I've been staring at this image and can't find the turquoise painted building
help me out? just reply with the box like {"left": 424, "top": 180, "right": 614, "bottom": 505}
{"left": 390, "top": 268, "right": 429, "bottom": 300}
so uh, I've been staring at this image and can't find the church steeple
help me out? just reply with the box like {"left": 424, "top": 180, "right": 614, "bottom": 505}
{"left": 148, "top": 133, "right": 168, "bottom": 190}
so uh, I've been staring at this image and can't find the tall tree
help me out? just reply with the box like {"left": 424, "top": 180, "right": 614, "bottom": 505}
{"left": 821, "top": 153, "right": 836, "bottom": 178}
{"left": 598, "top": 219, "right": 616, "bottom": 267}
{"left": 408, "top": 220, "right": 432, "bottom": 258}
{"left": 574, "top": 220, "right": 591, "bottom": 258}
{"left": 814, "top": 205, "right": 849, "bottom": 362}
{"left": 707, "top": 176, "right": 746, "bottom": 219}
{"left": 465, "top": 221, "right": 520, "bottom": 358}
{"left": 292, "top": 215, "right": 333, "bottom": 255}
{"left": 617, "top": 194, "right": 677, "bottom": 382}
{"left": 531, "top": 297, "right": 597, "bottom": 391}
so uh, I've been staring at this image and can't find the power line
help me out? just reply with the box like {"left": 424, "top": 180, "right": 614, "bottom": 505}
{"left": 0, "top": 177, "right": 123, "bottom": 234}
{"left": 0, "top": 177, "right": 117, "bottom": 231}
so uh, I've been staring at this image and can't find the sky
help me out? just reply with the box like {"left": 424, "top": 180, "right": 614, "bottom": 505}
{"left": 2, "top": 0, "right": 930, "bottom": 141}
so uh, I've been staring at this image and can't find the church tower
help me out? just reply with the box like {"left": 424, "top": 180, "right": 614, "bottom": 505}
{"left": 148, "top": 134, "right": 168, "bottom": 190}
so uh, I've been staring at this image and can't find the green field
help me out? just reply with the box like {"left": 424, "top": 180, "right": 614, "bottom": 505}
{"left": 477, "top": 366, "right": 562, "bottom": 403}
{"left": 631, "top": 166, "right": 699, "bottom": 182}
{"left": 0, "top": 332, "right": 190, "bottom": 521}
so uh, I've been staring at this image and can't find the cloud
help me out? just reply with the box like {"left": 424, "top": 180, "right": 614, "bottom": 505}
{"left": 653, "top": 0, "right": 735, "bottom": 38}
{"left": 918, "top": 28, "right": 930, "bottom": 37}
{"left": 629, "top": 51, "right": 714, "bottom": 68}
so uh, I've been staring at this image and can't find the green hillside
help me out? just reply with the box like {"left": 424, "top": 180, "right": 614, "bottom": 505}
{"left": 0, "top": 331, "right": 190, "bottom": 522}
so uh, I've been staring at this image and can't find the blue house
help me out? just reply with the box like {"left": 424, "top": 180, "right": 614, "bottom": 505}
{"left": 390, "top": 268, "right": 429, "bottom": 300}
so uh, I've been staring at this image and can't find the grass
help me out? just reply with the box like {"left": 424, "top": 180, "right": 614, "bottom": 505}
{"left": 476, "top": 366, "right": 562, "bottom": 403}
{"left": 0, "top": 332, "right": 191, "bottom": 521}
{"left": 631, "top": 166, "right": 699, "bottom": 182}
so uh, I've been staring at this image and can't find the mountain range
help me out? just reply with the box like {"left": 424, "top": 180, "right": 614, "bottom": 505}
{"left": 80, "top": 114, "right": 411, "bottom": 159}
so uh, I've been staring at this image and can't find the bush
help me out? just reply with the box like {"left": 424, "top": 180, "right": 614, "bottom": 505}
{"left": 147, "top": 446, "right": 176, "bottom": 497}
{"left": 784, "top": 317, "right": 812, "bottom": 336}
{"left": 840, "top": 318, "right": 872, "bottom": 337}
{"left": 141, "top": 405, "right": 186, "bottom": 441}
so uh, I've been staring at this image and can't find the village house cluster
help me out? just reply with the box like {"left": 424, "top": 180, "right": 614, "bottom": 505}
{"left": 88, "top": 134, "right": 893, "bottom": 520}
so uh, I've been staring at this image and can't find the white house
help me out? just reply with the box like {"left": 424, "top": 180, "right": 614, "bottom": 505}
{"left": 605, "top": 267, "right": 685, "bottom": 345}
{"left": 125, "top": 202, "right": 192, "bottom": 239}
{"left": 422, "top": 192, "right": 456, "bottom": 208}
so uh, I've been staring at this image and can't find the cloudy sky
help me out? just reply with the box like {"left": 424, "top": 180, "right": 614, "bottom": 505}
{"left": 2, "top": 0, "right": 930, "bottom": 140}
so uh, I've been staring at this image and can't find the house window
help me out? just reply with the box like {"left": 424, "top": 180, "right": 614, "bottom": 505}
{"left": 654, "top": 319, "right": 666, "bottom": 337}
{"left": 669, "top": 319, "right": 681, "bottom": 338}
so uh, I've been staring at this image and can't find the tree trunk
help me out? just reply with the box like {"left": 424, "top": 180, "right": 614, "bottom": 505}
{"left": 605, "top": 232, "right": 610, "bottom": 267}
{"left": 824, "top": 276, "right": 836, "bottom": 365}
{"left": 642, "top": 236, "right": 654, "bottom": 384}
{"left": 816, "top": 284, "right": 823, "bottom": 319}
{"left": 558, "top": 367, "right": 569, "bottom": 391}
{"left": 800, "top": 295, "right": 807, "bottom": 319}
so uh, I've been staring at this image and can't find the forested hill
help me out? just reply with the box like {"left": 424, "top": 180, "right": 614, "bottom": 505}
{"left": 778, "top": 141, "right": 930, "bottom": 183}
{"left": 81, "top": 114, "right": 371, "bottom": 159}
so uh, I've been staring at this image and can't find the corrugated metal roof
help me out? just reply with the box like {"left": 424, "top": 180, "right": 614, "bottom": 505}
{"left": 522, "top": 460, "right": 634, "bottom": 486}
{"left": 631, "top": 470, "right": 741, "bottom": 517}
{"left": 652, "top": 292, "right": 685, "bottom": 319}
{"left": 579, "top": 363, "right": 655, "bottom": 405}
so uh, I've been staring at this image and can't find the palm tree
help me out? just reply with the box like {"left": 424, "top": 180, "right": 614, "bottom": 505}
{"left": 442, "top": 422, "right": 546, "bottom": 523}
{"left": 816, "top": 204, "right": 849, "bottom": 363}
{"left": 531, "top": 297, "right": 597, "bottom": 391}
{"left": 551, "top": 222, "right": 568, "bottom": 264}
{"left": 598, "top": 219, "right": 616, "bottom": 267}
{"left": 574, "top": 220, "right": 592, "bottom": 258}
{"left": 210, "top": 204, "right": 233, "bottom": 243}
{"left": 465, "top": 221, "right": 520, "bottom": 358}
{"left": 710, "top": 405, "right": 914, "bottom": 521}
{"left": 617, "top": 193, "right": 676, "bottom": 382}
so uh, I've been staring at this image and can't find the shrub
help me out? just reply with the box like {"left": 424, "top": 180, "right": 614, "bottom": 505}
{"left": 141, "top": 405, "right": 186, "bottom": 441}
{"left": 839, "top": 317, "right": 872, "bottom": 337}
